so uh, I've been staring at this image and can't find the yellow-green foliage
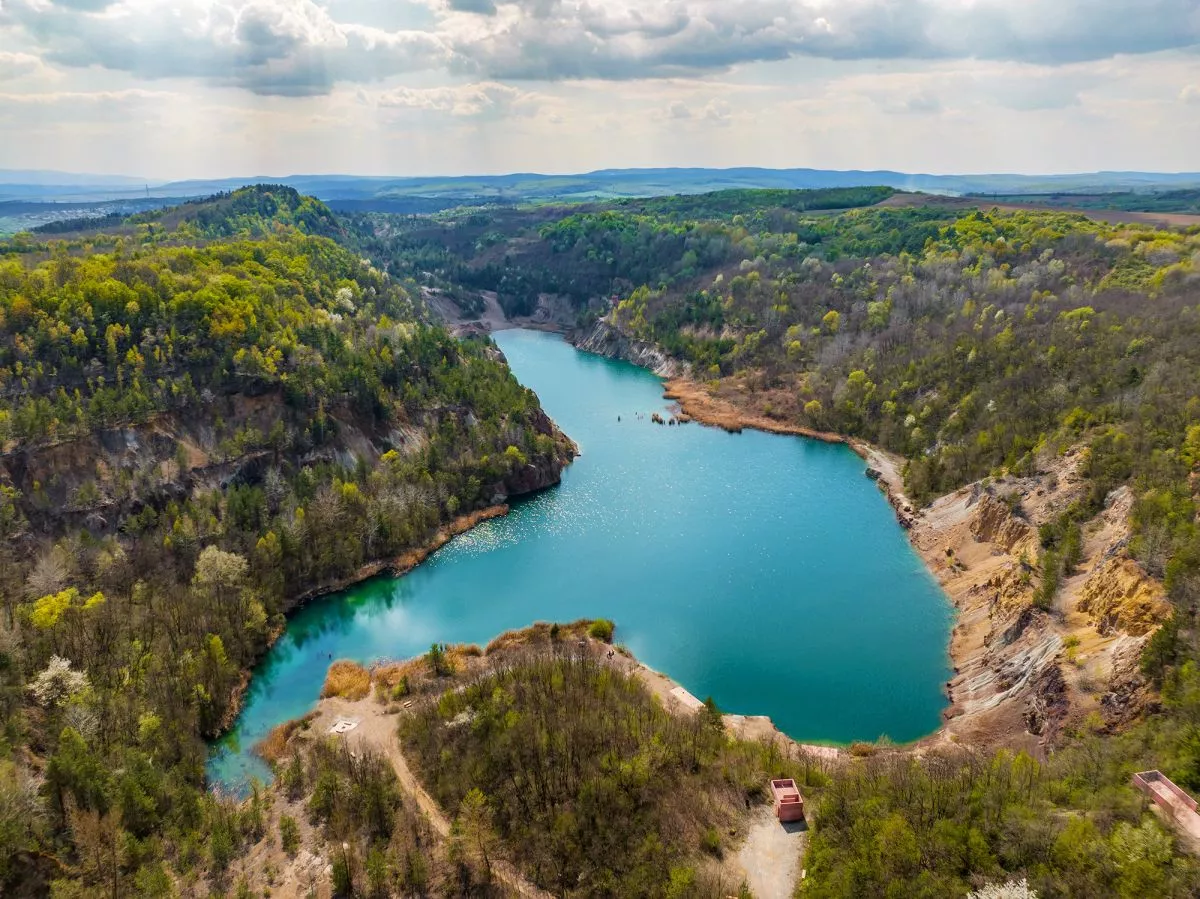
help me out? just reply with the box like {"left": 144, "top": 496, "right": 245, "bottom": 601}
{"left": 587, "top": 618, "right": 615, "bottom": 642}
{"left": 401, "top": 653, "right": 815, "bottom": 898}
{"left": 28, "top": 588, "right": 104, "bottom": 630}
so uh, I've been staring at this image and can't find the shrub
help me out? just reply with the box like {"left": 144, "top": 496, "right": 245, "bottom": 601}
{"left": 1063, "top": 634, "right": 1081, "bottom": 665}
{"left": 428, "top": 643, "right": 452, "bottom": 676}
{"left": 279, "top": 815, "right": 300, "bottom": 856}
{"left": 588, "top": 619, "right": 615, "bottom": 642}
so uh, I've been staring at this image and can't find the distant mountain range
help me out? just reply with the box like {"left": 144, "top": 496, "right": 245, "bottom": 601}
{"left": 4, "top": 167, "right": 1200, "bottom": 206}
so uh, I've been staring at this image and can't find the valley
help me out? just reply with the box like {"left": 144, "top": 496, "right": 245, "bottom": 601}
{"left": 4, "top": 184, "right": 1200, "bottom": 897}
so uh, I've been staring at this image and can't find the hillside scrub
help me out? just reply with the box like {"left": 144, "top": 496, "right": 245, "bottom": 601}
{"left": 802, "top": 684, "right": 1200, "bottom": 899}
{"left": 400, "top": 651, "right": 812, "bottom": 898}
{"left": 268, "top": 735, "right": 497, "bottom": 897}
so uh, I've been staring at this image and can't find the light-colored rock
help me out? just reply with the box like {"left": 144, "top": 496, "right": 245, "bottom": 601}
{"left": 571, "top": 319, "right": 689, "bottom": 378}
{"left": 1077, "top": 557, "right": 1171, "bottom": 636}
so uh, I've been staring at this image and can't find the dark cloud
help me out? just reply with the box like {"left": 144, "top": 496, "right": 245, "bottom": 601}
{"left": 446, "top": 0, "right": 497, "bottom": 14}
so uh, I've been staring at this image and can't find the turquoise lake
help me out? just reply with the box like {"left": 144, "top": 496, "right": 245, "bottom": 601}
{"left": 208, "top": 329, "right": 952, "bottom": 791}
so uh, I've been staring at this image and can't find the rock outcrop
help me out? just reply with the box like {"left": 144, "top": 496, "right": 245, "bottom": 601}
{"left": 1077, "top": 557, "right": 1170, "bottom": 636}
{"left": 570, "top": 319, "right": 688, "bottom": 378}
{"left": 970, "top": 493, "right": 1035, "bottom": 556}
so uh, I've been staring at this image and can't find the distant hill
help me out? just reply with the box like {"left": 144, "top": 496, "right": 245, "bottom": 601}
{"left": 158, "top": 168, "right": 1200, "bottom": 204}
{"left": 0, "top": 168, "right": 151, "bottom": 187}
{"left": 27, "top": 184, "right": 345, "bottom": 240}
{"left": 5, "top": 167, "right": 1200, "bottom": 209}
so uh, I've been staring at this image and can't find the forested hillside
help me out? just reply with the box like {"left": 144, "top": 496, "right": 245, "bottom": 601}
{"left": 343, "top": 189, "right": 1200, "bottom": 896}
{"left": 339, "top": 186, "right": 894, "bottom": 319}
{"left": 0, "top": 187, "right": 574, "bottom": 895}
{"left": 400, "top": 647, "right": 800, "bottom": 898}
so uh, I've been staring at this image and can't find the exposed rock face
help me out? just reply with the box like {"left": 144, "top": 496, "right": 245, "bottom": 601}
{"left": 491, "top": 455, "right": 570, "bottom": 503}
{"left": 1077, "top": 557, "right": 1171, "bottom": 636}
{"left": 570, "top": 320, "right": 688, "bottom": 378}
{"left": 1024, "top": 662, "right": 1069, "bottom": 740}
{"left": 970, "top": 493, "right": 1035, "bottom": 556}
{"left": 1101, "top": 640, "right": 1157, "bottom": 731}
{"left": 490, "top": 406, "right": 577, "bottom": 500}
{"left": 981, "top": 563, "right": 1037, "bottom": 622}
{"left": 2, "top": 387, "right": 576, "bottom": 547}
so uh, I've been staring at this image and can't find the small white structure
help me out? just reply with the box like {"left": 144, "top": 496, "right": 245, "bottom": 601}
{"left": 329, "top": 718, "right": 360, "bottom": 735}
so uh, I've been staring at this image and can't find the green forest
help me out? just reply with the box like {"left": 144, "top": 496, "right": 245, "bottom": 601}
{"left": 5, "top": 182, "right": 1200, "bottom": 897}
{"left": 339, "top": 189, "right": 1200, "bottom": 895}
{"left": 0, "top": 186, "right": 573, "bottom": 896}
{"left": 400, "top": 651, "right": 799, "bottom": 898}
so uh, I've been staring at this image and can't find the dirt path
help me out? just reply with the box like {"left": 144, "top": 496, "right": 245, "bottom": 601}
{"left": 734, "top": 806, "right": 807, "bottom": 899}
{"left": 311, "top": 696, "right": 555, "bottom": 899}
{"left": 426, "top": 287, "right": 566, "bottom": 336}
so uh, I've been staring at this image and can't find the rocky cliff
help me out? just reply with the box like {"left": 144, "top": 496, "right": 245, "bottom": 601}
{"left": 914, "top": 458, "right": 1168, "bottom": 751}
{"left": 570, "top": 319, "right": 689, "bottom": 378}
{"left": 1077, "top": 557, "right": 1170, "bottom": 637}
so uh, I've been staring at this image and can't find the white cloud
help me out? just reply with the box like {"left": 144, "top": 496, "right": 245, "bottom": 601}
{"left": 0, "top": 1, "right": 1198, "bottom": 176}
{"left": 2, "top": 0, "right": 1198, "bottom": 95}
{"left": 665, "top": 99, "right": 691, "bottom": 119}
{"left": 702, "top": 98, "right": 732, "bottom": 123}
{"left": 373, "top": 80, "right": 538, "bottom": 116}
{"left": 0, "top": 50, "right": 45, "bottom": 80}
{"left": 1, "top": 0, "right": 449, "bottom": 96}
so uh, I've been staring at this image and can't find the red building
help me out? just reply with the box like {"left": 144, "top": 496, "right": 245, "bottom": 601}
{"left": 770, "top": 778, "right": 805, "bottom": 822}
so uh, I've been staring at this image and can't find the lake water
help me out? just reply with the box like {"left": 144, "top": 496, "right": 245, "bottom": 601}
{"left": 208, "top": 329, "right": 952, "bottom": 791}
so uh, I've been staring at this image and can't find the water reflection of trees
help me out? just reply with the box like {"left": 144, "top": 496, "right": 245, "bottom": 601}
{"left": 288, "top": 573, "right": 413, "bottom": 651}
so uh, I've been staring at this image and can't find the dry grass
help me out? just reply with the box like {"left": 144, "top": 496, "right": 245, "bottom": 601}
{"left": 374, "top": 658, "right": 424, "bottom": 688}
{"left": 484, "top": 619, "right": 594, "bottom": 654}
{"left": 256, "top": 711, "right": 316, "bottom": 764}
{"left": 373, "top": 643, "right": 484, "bottom": 689}
{"left": 663, "top": 377, "right": 846, "bottom": 444}
{"left": 321, "top": 660, "right": 371, "bottom": 701}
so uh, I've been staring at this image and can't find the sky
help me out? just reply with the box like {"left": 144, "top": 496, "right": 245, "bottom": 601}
{"left": 0, "top": 0, "right": 1198, "bottom": 180}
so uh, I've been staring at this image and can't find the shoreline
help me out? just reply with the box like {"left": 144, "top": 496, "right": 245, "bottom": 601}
{"left": 288, "top": 504, "right": 512, "bottom": 608}
{"left": 662, "top": 377, "right": 917, "bottom": 525}
{"left": 615, "top": 651, "right": 847, "bottom": 763}
{"left": 655, "top": 371, "right": 1154, "bottom": 753}
{"left": 213, "top": 504, "right": 513, "bottom": 741}
{"left": 654, "top": 374, "right": 1042, "bottom": 749}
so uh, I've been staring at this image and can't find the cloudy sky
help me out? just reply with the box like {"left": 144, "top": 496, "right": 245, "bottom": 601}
{"left": 1, "top": 0, "right": 1198, "bottom": 179}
